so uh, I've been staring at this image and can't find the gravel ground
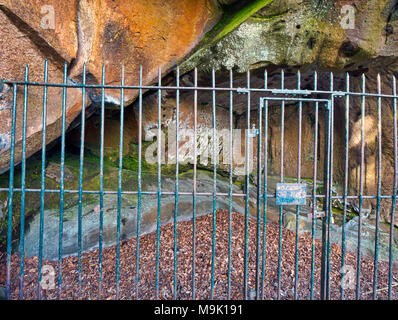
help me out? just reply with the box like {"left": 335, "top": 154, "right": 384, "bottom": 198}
{"left": 1, "top": 210, "right": 398, "bottom": 300}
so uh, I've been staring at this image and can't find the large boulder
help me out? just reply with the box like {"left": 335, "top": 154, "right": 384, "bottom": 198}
{"left": 0, "top": 0, "right": 78, "bottom": 62}
{"left": 0, "top": 4, "right": 85, "bottom": 175}
{"left": 180, "top": 0, "right": 398, "bottom": 73}
{"left": 0, "top": 0, "right": 223, "bottom": 173}
{"left": 69, "top": 0, "right": 221, "bottom": 105}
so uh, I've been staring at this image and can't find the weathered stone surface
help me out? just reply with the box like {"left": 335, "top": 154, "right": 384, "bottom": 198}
{"left": 0, "top": 7, "right": 86, "bottom": 174}
{"left": 0, "top": 0, "right": 223, "bottom": 173}
{"left": 180, "top": 0, "right": 398, "bottom": 73}
{"left": 70, "top": 0, "right": 221, "bottom": 105}
{"left": 23, "top": 169, "right": 255, "bottom": 260}
{"left": 69, "top": 90, "right": 237, "bottom": 174}
{"left": 0, "top": 0, "right": 79, "bottom": 64}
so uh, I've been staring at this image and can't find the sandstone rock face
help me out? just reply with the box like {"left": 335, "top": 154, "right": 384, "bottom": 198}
{"left": 0, "top": 0, "right": 79, "bottom": 63}
{"left": 0, "top": 6, "right": 85, "bottom": 174}
{"left": 0, "top": 0, "right": 222, "bottom": 173}
{"left": 180, "top": 0, "right": 398, "bottom": 73}
{"left": 70, "top": 0, "right": 221, "bottom": 105}
{"left": 344, "top": 64, "right": 398, "bottom": 224}
{"left": 69, "top": 90, "right": 235, "bottom": 175}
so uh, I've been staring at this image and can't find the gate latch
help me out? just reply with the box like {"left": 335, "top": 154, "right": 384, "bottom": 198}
{"left": 276, "top": 183, "right": 307, "bottom": 206}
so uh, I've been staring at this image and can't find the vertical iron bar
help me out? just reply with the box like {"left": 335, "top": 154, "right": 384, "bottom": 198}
{"left": 320, "top": 100, "right": 331, "bottom": 300}
{"left": 77, "top": 63, "right": 87, "bottom": 297}
{"left": 57, "top": 62, "right": 68, "bottom": 300}
{"left": 255, "top": 84, "right": 263, "bottom": 300}
{"left": 227, "top": 69, "right": 233, "bottom": 300}
{"left": 389, "top": 76, "right": 397, "bottom": 299}
{"left": 261, "top": 97, "right": 269, "bottom": 300}
{"left": 210, "top": 68, "right": 217, "bottom": 299}
{"left": 116, "top": 65, "right": 125, "bottom": 299}
{"left": 341, "top": 72, "right": 350, "bottom": 300}
{"left": 192, "top": 67, "right": 197, "bottom": 300}
{"left": 38, "top": 60, "right": 48, "bottom": 300}
{"left": 294, "top": 70, "right": 302, "bottom": 300}
{"left": 6, "top": 83, "right": 17, "bottom": 300}
{"left": 136, "top": 66, "right": 143, "bottom": 299}
{"left": 310, "top": 71, "right": 318, "bottom": 300}
{"left": 243, "top": 70, "right": 251, "bottom": 300}
{"left": 173, "top": 67, "right": 179, "bottom": 300}
{"left": 155, "top": 67, "right": 161, "bottom": 300}
{"left": 326, "top": 73, "right": 334, "bottom": 299}
{"left": 373, "top": 74, "right": 382, "bottom": 299}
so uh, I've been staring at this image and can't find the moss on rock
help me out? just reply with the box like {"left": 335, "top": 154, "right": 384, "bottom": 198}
{"left": 179, "top": 0, "right": 392, "bottom": 74}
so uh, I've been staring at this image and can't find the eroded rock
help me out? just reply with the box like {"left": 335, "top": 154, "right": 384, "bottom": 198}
{"left": 0, "top": 7, "right": 86, "bottom": 174}
{"left": 23, "top": 169, "right": 256, "bottom": 260}
{"left": 0, "top": 0, "right": 223, "bottom": 173}
{"left": 70, "top": 0, "right": 221, "bottom": 105}
{"left": 180, "top": 0, "right": 398, "bottom": 73}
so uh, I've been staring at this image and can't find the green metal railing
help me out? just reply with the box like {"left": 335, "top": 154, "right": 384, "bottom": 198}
{"left": 1, "top": 61, "right": 397, "bottom": 300}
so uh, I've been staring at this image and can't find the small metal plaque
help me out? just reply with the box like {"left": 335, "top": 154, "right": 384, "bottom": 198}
{"left": 276, "top": 183, "right": 307, "bottom": 206}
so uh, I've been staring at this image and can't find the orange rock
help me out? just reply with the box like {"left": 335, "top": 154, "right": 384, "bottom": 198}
{"left": 0, "top": 7, "right": 87, "bottom": 173}
{"left": 70, "top": 0, "right": 221, "bottom": 104}
{"left": 0, "top": 0, "right": 79, "bottom": 63}
{"left": 0, "top": 0, "right": 221, "bottom": 172}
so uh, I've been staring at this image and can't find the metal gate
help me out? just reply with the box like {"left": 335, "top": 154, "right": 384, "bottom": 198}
{"left": 0, "top": 63, "right": 397, "bottom": 300}
{"left": 258, "top": 95, "right": 332, "bottom": 300}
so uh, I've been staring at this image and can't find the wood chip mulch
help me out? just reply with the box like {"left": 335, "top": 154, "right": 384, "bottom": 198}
{"left": 1, "top": 210, "right": 397, "bottom": 300}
